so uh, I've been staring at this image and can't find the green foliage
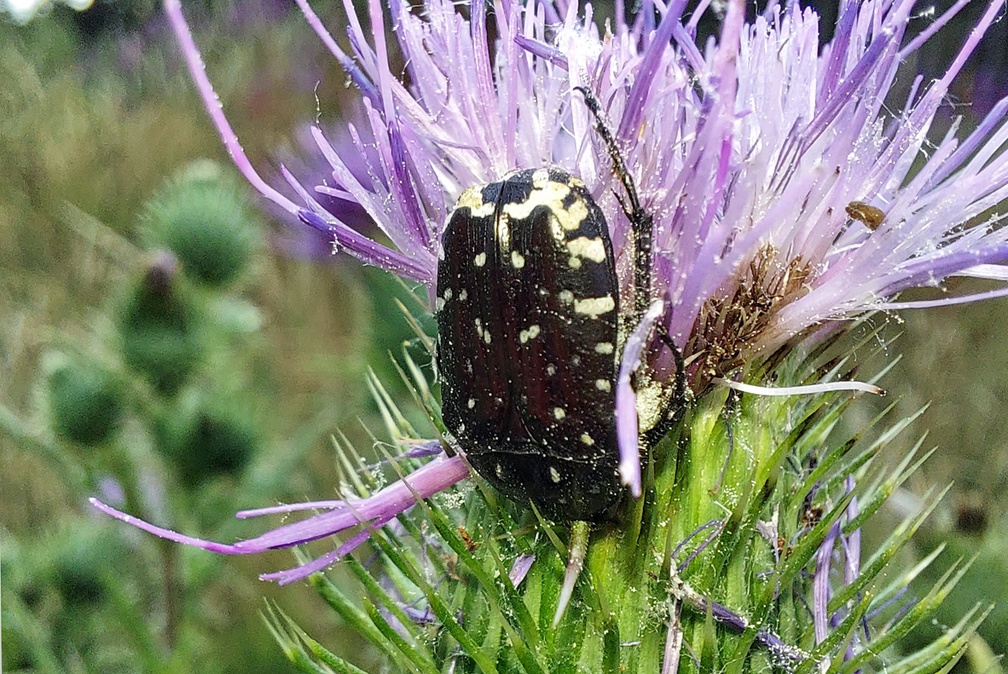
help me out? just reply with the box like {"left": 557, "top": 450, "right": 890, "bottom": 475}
{"left": 46, "top": 525, "right": 126, "bottom": 608}
{"left": 902, "top": 522, "right": 1008, "bottom": 668}
{"left": 269, "top": 334, "right": 984, "bottom": 673}
{"left": 0, "top": 5, "right": 373, "bottom": 673}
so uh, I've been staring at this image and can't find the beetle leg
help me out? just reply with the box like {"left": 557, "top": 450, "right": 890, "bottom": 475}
{"left": 575, "top": 86, "right": 653, "bottom": 324}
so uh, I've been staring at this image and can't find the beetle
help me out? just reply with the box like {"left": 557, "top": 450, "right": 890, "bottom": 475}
{"left": 435, "top": 88, "right": 683, "bottom": 522}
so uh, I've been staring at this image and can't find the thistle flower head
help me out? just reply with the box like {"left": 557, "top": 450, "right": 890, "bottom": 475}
{"left": 97, "top": 1, "right": 1008, "bottom": 666}
{"left": 205, "top": 0, "right": 1008, "bottom": 360}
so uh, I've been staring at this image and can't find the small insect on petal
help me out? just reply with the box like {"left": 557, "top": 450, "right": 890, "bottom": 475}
{"left": 845, "top": 201, "right": 886, "bottom": 230}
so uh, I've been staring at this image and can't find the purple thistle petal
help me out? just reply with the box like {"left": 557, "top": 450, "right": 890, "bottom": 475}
{"left": 339, "top": 0, "right": 377, "bottom": 77}
{"left": 813, "top": 519, "right": 842, "bottom": 645}
{"left": 509, "top": 553, "right": 536, "bottom": 588}
{"left": 615, "top": 1, "right": 685, "bottom": 143}
{"left": 514, "top": 34, "right": 568, "bottom": 69}
{"left": 298, "top": 209, "right": 434, "bottom": 283}
{"left": 231, "top": 454, "right": 470, "bottom": 550}
{"left": 293, "top": 0, "right": 378, "bottom": 104}
{"left": 835, "top": 476, "right": 864, "bottom": 657}
{"left": 802, "top": 2, "right": 911, "bottom": 149}
{"left": 91, "top": 454, "right": 470, "bottom": 581}
{"left": 879, "top": 285, "right": 1008, "bottom": 310}
{"left": 260, "top": 515, "right": 396, "bottom": 584}
{"left": 925, "top": 96, "right": 1008, "bottom": 191}
{"left": 897, "top": 0, "right": 972, "bottom": 60}
{"left": 91, "top": 497, "right": 258, "bottom": 555}
{"left": 616, "top": 300, "right": 666, "bottom": 497}
{"left": 163, "top": 0, "right": 300, "bottom": 217}
{"left": 237, "top": 501, "right": 346, "bottom": 518}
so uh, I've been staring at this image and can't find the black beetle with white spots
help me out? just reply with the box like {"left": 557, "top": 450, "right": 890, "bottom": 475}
{"left": 435, "top": 90, "right": 685, "bottom": 521}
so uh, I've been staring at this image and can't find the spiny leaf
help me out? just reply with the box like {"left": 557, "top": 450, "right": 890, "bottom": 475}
{"left": 265, "top": 602, "right": 364, "bottom": 674}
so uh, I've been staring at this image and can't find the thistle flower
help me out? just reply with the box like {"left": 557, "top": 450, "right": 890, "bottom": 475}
{"left": 96, "top": 0, "right": 1008, "bottom": 670}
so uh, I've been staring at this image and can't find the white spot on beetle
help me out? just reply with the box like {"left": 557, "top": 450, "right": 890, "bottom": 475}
{"left": 495, "top": 463, "right": 504, "bottom": 478}
{"left": 546, "top": 364, "right": 557, "bottom": 376}
{"left": 532, "top": 169, "right": 551, "bottom": 188}
{"left": 455, "top": 187, "right": 494, "bottom": 217}
{"left": 560, "top": 199, "right": 589, "bottom": 230}
{"left": 467, "top": 398, "right": 475, "bottom": 409}
{"left": 549, "top": 216, "right": 566, "bottom": 244}
{"left": 595, "top": 342, "right": 614, "bottom": 354}
{"left": 558, "top": 290, "right": 574, "bottom": 304}
{"left": 580, "top": 433, "right": 595, "bottom": 446}
{"left": 595, "top": 379, "right": 612, "bottom": 392}
{"left": 435, "top": 297, "right": 445, "bottom": 311}
{"left": 519, "top": 325, "right": 541, "bottom": 343}
{"left": 458, "top": 289, "right": 468, "bottom": 301}
{"left": 501, "top": 182, "right": 570, "bottom": 220}
{"left": 568, "top": 255, "right": 583, "bottom": 269}
{"left": 474, "top": 252, "right": 487, "bottom": 267}
{"left": 566, "top": 236, "right": 607, "bottom": 263}
{"left": 553, "top": 407, "right": 566, "bottom": 420}
{"left": 496, "top": 212, "right": 511, "bottom": 250}
{"left": 443, "top": 288, "right": 453, "bottom": 301}
{"left": 549, "top": 467, "right": 561, "bottom": 483}
{"left": 574, "top": 295, "right": 616, "bottom": 318}
{"left": 511, "top": 250, "right": 526, "bottom": 269}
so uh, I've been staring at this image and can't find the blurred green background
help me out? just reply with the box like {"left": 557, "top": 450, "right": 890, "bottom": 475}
{"left": 0, "top": 1, "right": 413, "bottom": 670}
{"left": 1, "top": 0, "right": 1006, "bottom": 671}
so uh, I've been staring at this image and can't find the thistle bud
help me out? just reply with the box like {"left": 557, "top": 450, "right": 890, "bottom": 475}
{"left": 117, "top": 252, "right": 202, "bottom": 395}
{"left": 48, "top": 526, "right": 124, "bottom": 609}
{"left": 143, "top": 161, "right": 259, "bottom": 288}
{"left": 45, "top": 353, "right": 124, "bottom": 447}
{"left": 155, "top": 396, "right": 259, "bottom": 488}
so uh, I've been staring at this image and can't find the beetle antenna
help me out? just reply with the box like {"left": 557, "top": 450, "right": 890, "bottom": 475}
{"left": 575, "top": 85, "right": 653, "bottom": 323}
